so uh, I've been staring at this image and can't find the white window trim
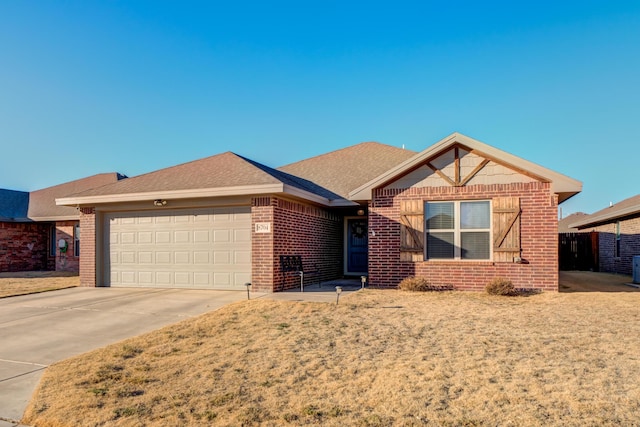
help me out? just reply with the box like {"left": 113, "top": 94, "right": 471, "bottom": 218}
{"left": 424, "top": 200, "right": 493, "bottom": 261}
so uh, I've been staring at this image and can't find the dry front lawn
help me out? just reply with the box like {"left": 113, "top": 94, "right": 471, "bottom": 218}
{"left": 25, "top": 290, "right": 640, "bottom": 426}
{"left": 0, "top": 271, "right": 78, "bottom": 298}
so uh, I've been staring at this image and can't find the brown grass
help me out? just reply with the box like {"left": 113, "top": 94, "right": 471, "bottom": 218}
{"left": 23, "top": 289, "right": 640, "bottom": 426}
{"left": 0, "top": 271, "right": 79, "bottom": 298}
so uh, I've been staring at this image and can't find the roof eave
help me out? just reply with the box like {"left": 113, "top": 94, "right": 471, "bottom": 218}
{"left": 56, "top": 184, "right": 286, "bottom": 206}
{"left": 281, "top": 184, "right": 358, "bottom": 207}
{"left": 571, "top": 203, "right": 640, "bottom": 229}
{"left": 28, "top": 215, "right": 79, "bottom": 222}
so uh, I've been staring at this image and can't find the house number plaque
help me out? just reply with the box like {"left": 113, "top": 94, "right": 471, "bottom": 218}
{"left": 255, "top": 222, "right": 271, "bottom": 233}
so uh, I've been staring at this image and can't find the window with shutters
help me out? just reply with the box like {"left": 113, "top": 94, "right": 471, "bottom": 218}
{"left": 424, "top": 201, "right": 491, "bottom": 260}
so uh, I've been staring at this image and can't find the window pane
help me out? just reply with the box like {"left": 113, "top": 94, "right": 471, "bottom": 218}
{"left": 460, "top": 201, "right": 490, "bottom": 229}
{"left": 427, "top": 232, "right": 454, "bottom": 259}
{"left": 461, "top": 232, "right": 490, "bottom": 259}
{"left": 426, "top": 202, "right": 454, "bottom": 229}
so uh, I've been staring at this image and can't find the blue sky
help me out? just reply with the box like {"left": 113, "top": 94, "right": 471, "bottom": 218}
{"left": 1, "top": 1, "right": 638, "bottom": 216}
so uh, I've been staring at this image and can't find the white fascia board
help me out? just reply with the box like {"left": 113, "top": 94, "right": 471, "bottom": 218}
{"left": 56, "top": 183, "right": 285, "bottom": 206}
{"left": 28, "top": 215, "right": 79, "bottom": 222}
{"left": 281, "top": 185, "right": 358, "bottom": 207}
{"left": 570, "top": 204, "right": 640, "bottom": 229}
{"left": 349, "top": 132, "right": 582, "bottom": 201}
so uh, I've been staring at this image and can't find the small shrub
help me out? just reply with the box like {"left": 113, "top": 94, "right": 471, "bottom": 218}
{"left": 485, "top": 277, "right": 517, "bottom": 296}
{"left": 398, "top": 276, "right": 432, "bottom": 292}
{"left": 398, "top": 276, "right": 453, "bottom": 292}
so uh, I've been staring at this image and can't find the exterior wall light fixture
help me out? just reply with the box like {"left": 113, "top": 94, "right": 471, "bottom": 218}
{"left": 153, "top": 199, "right": 167, "bottom": 207}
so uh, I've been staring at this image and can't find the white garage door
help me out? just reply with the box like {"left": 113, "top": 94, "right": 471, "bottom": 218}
{"left": 105, "top": 207, "right": 251, "bottom": 289}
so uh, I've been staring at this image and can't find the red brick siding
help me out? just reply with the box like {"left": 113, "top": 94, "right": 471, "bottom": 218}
{"left": 369, "top": 182, "right": 559, "bottom": 292}
{"left": 251, "top": 197, "right": 343, "bottom": 292}
{"left": 79, "top": 208, "right": 96, "bottom": 287}
{"left": 592, "top": 216, "right": 640, "bottom": 275}
{"left": 250, "top": 197, "right": 275, "bottom": 292}
{"left": 54, "top": 220, "right": 79, "bottom": 272}
{"left": 0, "top": 222, "right": 53, "bottom": 272}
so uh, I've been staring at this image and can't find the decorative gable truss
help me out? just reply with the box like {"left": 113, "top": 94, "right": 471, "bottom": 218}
{"left": 397, "top": 145, "right": 524, "bottom": 263}
{"left": 386, "top": 144, "right": 537, "bottom": 190}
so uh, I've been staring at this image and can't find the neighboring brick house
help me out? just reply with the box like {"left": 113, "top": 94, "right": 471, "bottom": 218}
{"left": 570, "top": 194, "right": 640, "bottom": 276}
{"left": 58, "top": 133, "right": 581, "bottom": 292}
{"left": 0, "top": 174, "right": 125, "bottom": 273}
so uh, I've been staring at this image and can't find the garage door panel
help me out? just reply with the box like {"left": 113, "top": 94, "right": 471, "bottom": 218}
{"left": 194, "top": 272, "right": 211, "bottom": 285}
{"left": 121, "top": 252, "right": 136, "bottom": 264}
{"left": 235, "top": 250, "right": 251, "bottom": 264}
{"left": 235, "top": 229, "right": 251, "bottom": 243}
{"left": 174, "top": 230, "right": 190, "bottom": 243}
{"left": 138, "top": 232, "right": 153, "bottom": 244}
{"left": 194, "top": 230, "right": 210, "bottom": 242}
{"left": 194, "top": 251, "right": 210, "bottom": 264}
{"left": 175, "top": 272, "right": 190, "bottom": 285}
{"left": 106, "top": 207, "right": 251, "bottom": 289}
{"left": 139, "top": 272, "right": 153, "bottom": 284}
{"left": 174, "top": 251, "right": 190, "bottom": 264}
{"left": 213, "top": 230, "right": 229, "bottom": 242}
{"left": 155, "top": 231, "right": 171, "bottom": 243}
{"left": 121, "top": 232, "right": 136, "bottom": 244}
{"left": 156, "top": 252, "right": 172, "bottom": 264}
{"left": 121, "top": 271, "right": 136, "bottom": 284}
{"left": 138, "top": 251, "right": 153, "bottom": 264}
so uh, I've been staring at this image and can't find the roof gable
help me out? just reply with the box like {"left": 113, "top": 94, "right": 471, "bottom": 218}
{"left": 349, "top": 133, "right": 582, "bottom": 203}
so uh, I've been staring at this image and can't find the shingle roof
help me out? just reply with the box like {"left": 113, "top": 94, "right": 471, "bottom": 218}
{"left": 59, "top": 152, "right": 347, "bottom": 205}
{"left": 571, "top": 194, "right": 640, "bottom": 229}
{"left": 278, "top": 142, "right": 417, "bottom": 199}
{"left": 0, "top": 189, "right": 30, "bottom": 222}
{"left": 26, "top": 173, "right": 125, "bottom": 220}
{"left": 558, "top": 212, "right": 589, "bottom": 233}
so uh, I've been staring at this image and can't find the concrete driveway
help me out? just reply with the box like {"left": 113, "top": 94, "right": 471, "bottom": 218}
{"left": 0, "top": 287, "right": 251, "bottom": 425}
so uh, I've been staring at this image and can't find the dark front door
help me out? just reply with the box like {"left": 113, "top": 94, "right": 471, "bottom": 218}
{"left": 346, "top": 218, "right": 368, "bottom": 275}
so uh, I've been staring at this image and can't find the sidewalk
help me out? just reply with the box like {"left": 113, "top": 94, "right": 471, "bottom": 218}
{"left": 261, "top": 279, "right": 364, "bottom": 303}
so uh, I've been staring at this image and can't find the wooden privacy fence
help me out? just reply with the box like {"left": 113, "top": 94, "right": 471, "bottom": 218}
{"left": 559, "top": 232, "right": 599, "bottom": 271}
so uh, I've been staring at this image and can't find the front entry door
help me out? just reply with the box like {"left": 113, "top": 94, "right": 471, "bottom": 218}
{"left": 346, "top": 217, "right": 368, "bottom": 275}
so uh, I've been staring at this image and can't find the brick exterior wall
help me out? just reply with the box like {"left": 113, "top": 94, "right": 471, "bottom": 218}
{"left": 251, "top": 196, "right": 343, "bottom": 292}
{"left": 0, "top": 222, "right": 53, "bottom": 272}
{"left": 592, "top": 216, "right": 640, "bottom": 275}
{"left": 79, "top": 208, "right": 97, "bottom": 287}
{"left": 369, "top": 182, "right": 559, "bottom": 292}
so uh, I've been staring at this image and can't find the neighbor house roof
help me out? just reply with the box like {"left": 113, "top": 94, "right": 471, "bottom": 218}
{"left": 558, "top": 212, "right": 589, "bottom": 233}
{"left": 0, "top": 189, "right": 30, "bottom": 222}
{"left": 28, "top": 173, "right": 126, "bottom": 220}
{"left": 349, "top": 132, "right": 583, "bottom": 203}
{"left": 57, "top": 152, "right": 356, "bottom": 207}
{"left": 570, "top": 194, "right": 640, "bottom": 229}
{"left": 278, "top": 142, "right": 417, "bottom": 199}
{"left": 0, "top": 173, "right": 124, "bottom": 222}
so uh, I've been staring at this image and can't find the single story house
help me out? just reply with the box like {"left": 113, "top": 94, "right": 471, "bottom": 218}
{"left": 0, "top": 173, "right": 125, "bottom": 272}
{"left": 58, "top": 133, "right": 582, "bottom": 292}
{"left": 570, "top": 194, "right": 640, "bottom": 275}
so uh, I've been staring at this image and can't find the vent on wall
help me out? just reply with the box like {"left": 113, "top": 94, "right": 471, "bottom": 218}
{"left": 633, "top": 256, "right": 640, "bottom": 284}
